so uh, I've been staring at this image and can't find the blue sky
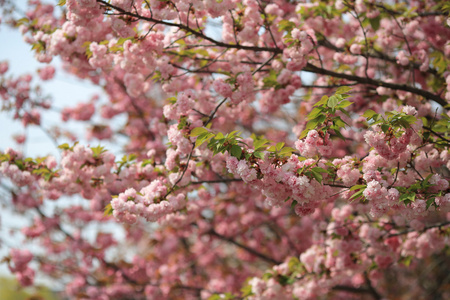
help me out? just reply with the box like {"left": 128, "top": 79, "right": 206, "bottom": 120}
{"left": 0, "top": 1, "right": 118, "bottom": 285}
{"left": 0, "top": 0, "right": 104, "bottom": 158}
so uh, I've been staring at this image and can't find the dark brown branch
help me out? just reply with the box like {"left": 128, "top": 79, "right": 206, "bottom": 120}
{"left": 364, "top": 272, "right": 382, "bottom": 300}
{"left": 387, "top": 221, "right": 450, "bottom": 237}
{"left": 388, "top": 162, "right": 400, "bottom": 188}
{"left": 303, "top": 63, "right": 447, "bottom": 107}
{"left": 317, "top": 37, "right": 440, "bottom": 77}
{"left": 423, "top": 126, "right": 450, "bottom": 143}
{"left": 332, "top": 285, "right": 374, "bottom": 294}
{"left": 98, "top": 0, "right": 281, "bottom": 54}
{"left": 208, "top": 229, "right": 282, "bottom": 265}
{"left": 191, "top": 178, "right": 243, "bottom": 184}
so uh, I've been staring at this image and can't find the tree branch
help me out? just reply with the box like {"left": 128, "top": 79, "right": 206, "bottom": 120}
{"left": 303, "top": 63, "right": 447, "bottom": 107}
{"left": 208, "top": 229, "right": 282, "bottom": 265}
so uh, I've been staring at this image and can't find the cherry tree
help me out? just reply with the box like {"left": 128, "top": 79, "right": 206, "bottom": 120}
{"left": 1, "top": 0, "right": 450, "bottom": 299}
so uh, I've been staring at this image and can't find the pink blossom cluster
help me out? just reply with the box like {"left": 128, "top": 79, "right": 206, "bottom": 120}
{"left": 213, "top": 78, "right": 233, "bottom": 98}
{"left": 42, "top": 144, "right": 116, "bottom": 200}
{"left": 259, "top": 69, "right": 302, "bottom": 113}
{"left": 0, "top": 148, "right": 35, "bottom": 187}
{"left": 86, "top": 125, "right": 113, "bottom": 140}
{"left": 364, "top": 128, "right": 413, "bottom": 160}
{"left": 0, "top": 69, "right": 50, "bottom": 127}
{"left": 38, "top": 65, "right": 55, "bottom": 81}
{"left": 284, "top": 29, "right": 314, "bottom": 71}
{"left": 226, "top": 157, "right": 257, "bottom": 183}
{"left": 0, "top": 60, "right": 8, "bottom": 74}
{"left": 295, "top": 130, "right": 332, "bottom": 157}
{"left": 111, "top": 181, "right": 186, "bottom": 224}
{"left": 8, "top": 249, "right": 34, "bottom": 286}
{"left": 163, "top": 90, "right": 196, "bottom": 119}
{"left": 335, "top": 158, "right": 361, "bottom": 186}
{"left": 230, "top": 72, "right": 255, "bottom": 105}
{"left": 227, "top": 153, "right": 334, "bottom": 217}
{"left": 167, "top": 125, "right": 192, "bottom": 155}
{"left": 61, "top": 101, "right": 95, "bottom": 121}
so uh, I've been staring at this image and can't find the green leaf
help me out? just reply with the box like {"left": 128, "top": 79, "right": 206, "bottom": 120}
{"left": 279, "top": 147, "right": 295, "bottom": 156}
{"left": 58, "top": 143, "right": 70, "bottom": 150}
{"left": 253, "top": 151, "right": 264, "bottom": 159}
{"left": 333, "top": 129, "right": 346, "bottom": 140}
{"left": 57, "top": 0, "right": 66, "bottom": 6}
{"left": 369, "top": 16, "right": 381, "bottom": 31}
{"left": 32, "top": 168, "right": 50, "bottom": 176}
{"left": 230, "top": 145, "right": 242, "bottom": 159}
{"left": 350, "top": 184, "right": 366, "bottom": 191}
{"left": 262, "top": 272, "right": 273, "bottom": 280}
{"left": 166, "top": 96, "right": 177, "bottom": 104}
{"left": 337, "top": 100, "right": 353, "bottom": 108}
{"left": 426, "top": 198, "right": 436, "bottom": 209}
{"left": 104, "top": 203, "right": 113, "bottom": 216}
{"left": 327, "top": 95, "right": 339, "bottom": 108}
{"left": 291, "top": 200, "right": 298, "bottom": 209}
{"left": 363, "top": 109, "right": 377, "bottom": 119}
{"left": 15, "top": 17, "right": 29, "bottom": 27}
{"left": 335, "top": 86, "right": 352, "bottom": 94}
{"left": 276, "top": 142, "right": 285, "bottom": 151}
{"left": 299, "top": 129, "right": 309, "bottom": 139}
{"left": 240, "top": 284, "right": 254, "bottom": 297}
{"left": 350, "top": 190, "right": 364, "bottom": 201}
{"left": 196, "top": 132, "right": 214, "bottom": 148}
{"left": 191, "top": 127, "right": 208, "bottom": 137}
{"left": 262, "top": 70, "right": 280, "bottom": 89}
{"left": 307, "top": 107, "right": 323, "bottom": 120}
{"left": 254, "top": 138, "right": 269, "bottom": 150}
{"left": 278, "top": 20, "right": 296, "bottom": 32}
{"left": 311, "top": 167, "right": 327, "bottom": 173}
{"left": 228, "top": 130, "right": 241, "bottom": 138}
{"left": 403, "top": 115, "right": 417, "bottom": 125}
{"left": 311, "top": 170, "right": 323, "bottom": 183}
{"left": 399, "top": 255, "right": 413, "bottom": 267}
{"left": 91, "top": 145, "right": 107, "bottom": 157}
{"left": 333, "top": 116, "right": 348, "bottom": 128}
{"left": 399, "top": 192, "right": 416, "bottom": 203}
{"left": 305, "top": 120, "right": 319, "bottom": 131}
{"left": 314, "top": 95, "right": 328, "bottom": 107}
{"left": 381, "top": 124, "right": 390, "bottom": 133}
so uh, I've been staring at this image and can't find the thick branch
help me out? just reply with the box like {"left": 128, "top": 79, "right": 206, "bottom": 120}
{"left": 98, "top": 0, "right": 281, "bottom": 54}
{"left": 303, "top": 63, "right": 447, "bottom": 107}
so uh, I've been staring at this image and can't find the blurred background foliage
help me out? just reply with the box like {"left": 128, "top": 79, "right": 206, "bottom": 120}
{"left": 0, "top": 277, "right": 58, "bottom": 300}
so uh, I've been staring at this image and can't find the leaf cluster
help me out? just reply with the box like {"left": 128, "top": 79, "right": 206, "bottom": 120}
{"left": 297, "top": 164, "right": 329, "bottom": 184}
{"left": 0, "top": 153, "right": 59, "bottom": 181}
{"left": 191, "top": 129, "right": 296, "bottom": 161}
{"left": 262, "top": 70, "right": 287, "bottom": 90}
{"left": 349, "top": 184, "right": 367, "bottom": 202}
{"left": 191, "top": 128, "right": 244, "bottom": 158}
{"left": 116, "top": 154, "right": 137, "bottom": 174}
{"left": 394, "top": 174, "right": 441, "bottom": 209}
{"left": 300, "top": 86, "right": 353, "bottom": 139}
{"left": 363, "top": 109, "right": 417, "bottom": 137}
